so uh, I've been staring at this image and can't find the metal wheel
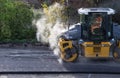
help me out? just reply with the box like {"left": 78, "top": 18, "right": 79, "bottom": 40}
{"left": 60, "top": 45, "right": 79, "bottom": 62}
{"left": 113, "top": 47, "right": 120, "bottom": 61}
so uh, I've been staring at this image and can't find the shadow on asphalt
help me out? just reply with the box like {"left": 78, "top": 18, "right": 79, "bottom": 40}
{"left": 61, "top": 58, "right": 120, "bottom": 73}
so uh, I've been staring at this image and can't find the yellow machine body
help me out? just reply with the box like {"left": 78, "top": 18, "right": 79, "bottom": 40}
{"left": 58, "top": 8, "right": 120, "bottom": 62}
{"left": 82, "top": 42, "right": 111, "bottom": 57}
{"left": 59, "top": 39, "right": 112, "bottom": 58}
{"left": 58, "top": 38, "right": 78, "bottom": 62}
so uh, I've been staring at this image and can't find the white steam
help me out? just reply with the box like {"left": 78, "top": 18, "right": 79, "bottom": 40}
{"left": 33, "top": 3, "right": 68, "bottom": 56}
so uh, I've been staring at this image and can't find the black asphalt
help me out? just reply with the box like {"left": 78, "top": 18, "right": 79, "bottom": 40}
{"left": 0, "top": 46, "right": 119, "bottom": 73}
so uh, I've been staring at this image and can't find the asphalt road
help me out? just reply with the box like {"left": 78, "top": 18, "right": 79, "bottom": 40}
{"left": 0, "top": 47, "right": 119, "bottom": 73}
{"left": 0, "top": 46, "right": 119, "bottom": 77}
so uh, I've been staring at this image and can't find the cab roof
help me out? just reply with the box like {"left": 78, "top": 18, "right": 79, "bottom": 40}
{"left": 78, "top": 8, "right": 115, "bottom": 15}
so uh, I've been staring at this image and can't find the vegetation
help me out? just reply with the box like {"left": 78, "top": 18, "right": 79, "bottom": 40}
{"left": 0, "top": 0, "right": 119, "bottom": 43}
{"left": 0, "top": 0, "right": 36, "bottom": 42}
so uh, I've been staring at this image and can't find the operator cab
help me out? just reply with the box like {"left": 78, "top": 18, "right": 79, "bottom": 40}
{"left": 78, "top": 8, "right": 115, "bottom": 42}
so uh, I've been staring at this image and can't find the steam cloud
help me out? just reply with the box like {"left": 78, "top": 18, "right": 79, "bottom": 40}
{"left": 33, "top": 3, "right": 68, "bottom": 57}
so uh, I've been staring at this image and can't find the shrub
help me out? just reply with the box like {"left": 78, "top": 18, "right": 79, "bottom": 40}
{"left": 0, "top": 0, "right": 35, "bottom": 42}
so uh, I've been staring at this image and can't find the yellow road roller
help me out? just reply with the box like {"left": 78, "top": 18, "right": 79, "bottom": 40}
{"left": 58, "top": 8, "right": 120, "bottom": 62}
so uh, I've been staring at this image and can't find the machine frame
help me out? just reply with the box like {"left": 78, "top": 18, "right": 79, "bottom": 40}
{"left": 58, "top": 8, "right": 120, "bottom": 62}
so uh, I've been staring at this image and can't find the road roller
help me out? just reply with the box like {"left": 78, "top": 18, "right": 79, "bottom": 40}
{"left": 58, "top": 8, "right": 120, "bottom": 62}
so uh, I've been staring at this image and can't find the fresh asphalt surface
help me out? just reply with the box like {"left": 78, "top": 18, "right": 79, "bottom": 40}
{"left": 0, "top": 45, "right": 119, "bottom": 73}
{"left": 0, "top": 45, "right": 120, "bottom": 78}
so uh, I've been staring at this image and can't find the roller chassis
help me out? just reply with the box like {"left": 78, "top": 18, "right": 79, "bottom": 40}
{"left": 58, "top": 23, "right": 120, "bottom": 62}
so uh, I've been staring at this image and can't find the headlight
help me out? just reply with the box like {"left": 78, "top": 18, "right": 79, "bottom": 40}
{"left": 79, "top": 39, "right": 84, "bottom": 44}
{"left": 110, "top": 38, "right": 115, "bottom": 45}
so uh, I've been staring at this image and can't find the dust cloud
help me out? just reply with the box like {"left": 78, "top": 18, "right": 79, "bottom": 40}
{"left": 33, "top": 3, "right": 68, "bottom": 57}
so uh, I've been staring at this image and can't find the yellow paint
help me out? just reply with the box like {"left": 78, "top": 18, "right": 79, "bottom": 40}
{"left": 58, "top": 38, "right": 72, "bottom": 52}
{"left": 82, "top": 42, "right": 111, "bottom": 57}
{"left": 118, "top": 41, "right": 120, "bottom": 48}
{"left": 58, "top": 38, "right": 78, "bottom": 62}
{"left": 113, "top": 52, "right": 118, "bottom": 58}
{"left": 60, "top": 52, "right": 78, "bottom": 62}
